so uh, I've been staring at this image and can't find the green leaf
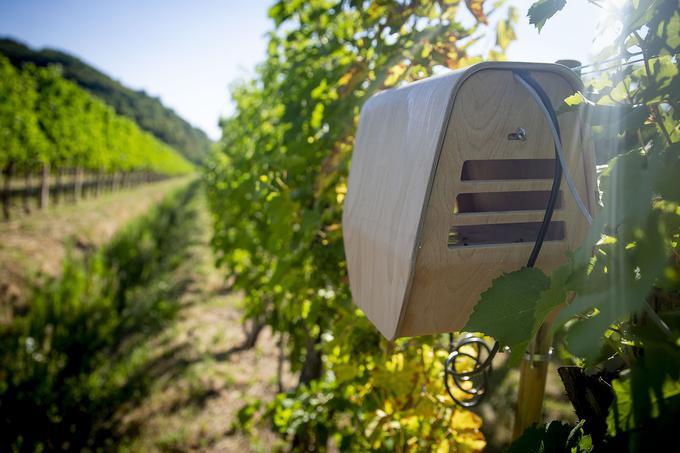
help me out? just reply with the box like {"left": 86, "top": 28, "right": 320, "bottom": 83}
{"left": 527, "top": 0, "right": 567, "bottom": 32}
{"left": 464, "top": 268, "right": 550, "bottom": 366}
{"left": 607, "top": 376, "right": 680, "bottom": 436}
{"left": 558, "top": 92, "right": 651, "bottom": 136}
{"left": 506, "top": 424, "right": 544, "bottom": 453}
{"left": 508, "top": 421, "right": 580, "bottom": 453}
{"left": 557, "top": 204, "right": 670, "bottom": 363}
{"left": 530, "top": 263, "right": 570, "bottom": 343}
{"left": 543, "top": 421, "right": 576, "bottom": 451}
{"left": 234, "top": 399, "right": 262, "bottom": 433}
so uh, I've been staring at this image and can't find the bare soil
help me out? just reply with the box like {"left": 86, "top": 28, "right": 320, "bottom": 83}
{"left": 0, "top": 177, "right": 191, "bottom": 309}
{"left": 120, "top": 191, "right": 294, "bottom": 452}
{"left": 1, "top": 180, "right": 292, "bottom": 451}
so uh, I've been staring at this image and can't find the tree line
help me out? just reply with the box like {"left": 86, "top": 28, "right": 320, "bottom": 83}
{"left": 0, "top": 54, "right": 193, "bottom": 220}
{"left": 0, "top": 38, "right": 212, "bottom": 164}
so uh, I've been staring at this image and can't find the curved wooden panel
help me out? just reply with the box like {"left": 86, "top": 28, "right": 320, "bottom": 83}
{"left": 343, "top": 71, "right": 465, "bottom": 339}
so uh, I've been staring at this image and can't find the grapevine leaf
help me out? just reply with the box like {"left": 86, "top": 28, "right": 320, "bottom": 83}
{"left": 464, "top": 268, "right": 549, "bottom": 366}
{"left": 527, "top": 0, "right": 567, "bottom": 32}
{"left": 652, "top": 142, "right": 680, "bottom": 203}
{"left": 267, "top": 1, "right": 289, "bottom": 26}
{"left": 543, "top": 421, "right": 576, "bottom": 451}
{"left": 506, "top": 424, "right": 544, "bottom": 452}
{"left": 607, "top": 376, "right": 680, "bottom": 436}
{"left": 507, "top": 421, "right": 580, "bottom": 453}
{"left": 530, "top": 263, "right": 571, "bottom": 343}
{"left": 557, "top": 208, "right": 670, "bottom": 362}
{"left": 465, "top": 0, "right": 488, "bottom": 24}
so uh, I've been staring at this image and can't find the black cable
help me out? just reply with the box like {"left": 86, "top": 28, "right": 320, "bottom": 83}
{"left": 514, "top": 70, "right": 563, "bottom": 269}
{"left": 444, "top": 334, "right": 500, "bottom": 407}
{"left": 444, "top": 70, "right": 564, "bottom": 407}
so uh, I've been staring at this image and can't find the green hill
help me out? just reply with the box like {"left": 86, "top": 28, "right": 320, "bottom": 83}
{"left": 0, "top": 37, "right": 211, "bottom": 163}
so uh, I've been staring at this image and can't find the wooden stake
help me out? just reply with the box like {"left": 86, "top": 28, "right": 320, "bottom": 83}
{"left": 23, "top": 170, "right": 32, "bottom": 214}
{"left": 74, "top": 167, "right": 84, "bottom": 203}
{"left": 512, "top": 320, "right": 554, "bottom": 439}
{"left": 512, "top": 296, "right": 572, "bottom": 440}
{"left": 2, "top": 161, "right": 14, "bottom": 221}
{"left": 40, "top": 163, "right": 50, "bottom": 210}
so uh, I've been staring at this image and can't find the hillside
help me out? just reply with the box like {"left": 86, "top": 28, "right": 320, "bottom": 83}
{"left": 0, "top": 37, "right": 211, "bottom": 163}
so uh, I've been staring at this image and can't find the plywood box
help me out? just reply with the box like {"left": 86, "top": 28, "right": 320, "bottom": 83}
{"left": 342, "top": 62, "right": 597, "bottom": 340}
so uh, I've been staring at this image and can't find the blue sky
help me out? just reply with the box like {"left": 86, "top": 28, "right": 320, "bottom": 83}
{"left": 0, "top": 0, "right": 603, "bottom": 140}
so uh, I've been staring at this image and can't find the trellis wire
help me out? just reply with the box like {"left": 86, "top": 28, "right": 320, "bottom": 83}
{"left": 574, "top": 51, "right": 678, "bottom": 76}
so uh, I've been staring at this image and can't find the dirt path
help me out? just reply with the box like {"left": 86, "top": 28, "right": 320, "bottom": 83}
{"left": 121, "top": 191, "right": 293, "bottom": 452}
{"left": 1, "top": 177, "right": 290, "bottom": 451}
{"left": 0, "top": 177, "right": 192, "bottom": 306}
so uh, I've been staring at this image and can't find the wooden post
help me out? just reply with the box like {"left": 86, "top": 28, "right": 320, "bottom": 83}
{"left": 512, "top": 320, "right": 554, "bottom": 439}
{"left": 2, "top": 161, "right": 14, "bottom": 221}
{"left": 512, "top": 296, "right": 573, "bottom": 440}
{"left": 95, "top": 170, "right": 102, "bottom": 196}
{"left": 74, "top": 167, "right": 84, "bottom": 203}
{"left": 40, "top": 163, "right": 50, "bottom": 210}
{"left": 54, "top": 169, "right": 62, "bottom": 205}
{"left": 23, "top": 169, "right": 32, "bottom": 214}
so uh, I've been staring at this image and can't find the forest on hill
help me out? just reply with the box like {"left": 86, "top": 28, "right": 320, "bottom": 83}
{"left": 0, "top": 38, "right": 211, "bottom": 163}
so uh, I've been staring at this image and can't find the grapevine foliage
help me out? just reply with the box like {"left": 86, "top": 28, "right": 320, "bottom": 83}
{"left": 0, "top": 55, "right": 193, "bottom": 177}
{"left": 205, "top": 0, "right": 518, "bottom": 449}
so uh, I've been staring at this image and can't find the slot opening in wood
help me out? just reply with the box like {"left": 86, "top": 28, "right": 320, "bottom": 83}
{"left": 448, "top": 221, "right": 565, "bottom": 248}
{"left": 461, "top": 159, "right": 556, "bottom": 181}
{"left": 454, "top": 191, "right": 563, "bottom": 214}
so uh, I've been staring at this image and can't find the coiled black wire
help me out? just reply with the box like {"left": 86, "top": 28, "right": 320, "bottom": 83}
{"left": 444, "top": 333, "right": 500, "bottom": 407}
{"left": 443, "top": 70, "right": 564, "bottom": 407}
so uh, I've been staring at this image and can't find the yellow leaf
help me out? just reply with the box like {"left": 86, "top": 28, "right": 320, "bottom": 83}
{"left": 450, "top": 409, "right": 482, "bottom": 431}
{"left": 455, "top": 431, "right": 486, "bottom": 452}
{"left": 383, "top": 63, "right": 407, "bottom": 88}
{"left": 421, "top": 41, "right": 432, "bottom": 59}
{"left": 436, "top": 439, "right": 450, "bottom": 453}
{"left": 564, "top": 91, "right": 586, "bottom": 106}
{"left": 465, "top": 0, "right": 487, "bottom": 24}
{"left": 421, "top": 343, "right": 434, "bottom": 369}
{"left": 384, "top": 399, "right": 394, "bottom": 415}
{"left": 335, "top": 182, "right": 347, "bottom": 204}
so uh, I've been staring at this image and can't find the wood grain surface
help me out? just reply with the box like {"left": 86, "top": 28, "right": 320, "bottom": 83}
{"left": 343, "top": 63, "right": 597, "bottom": 339}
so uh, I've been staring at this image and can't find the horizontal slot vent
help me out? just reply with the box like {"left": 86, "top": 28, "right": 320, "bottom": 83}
{"left": 455, "top": 191, "right": 563, "bottom": 213}
{"left": 448, "top": 221, "right": 565, "bottom": 248}
{"left": 461, "top": 159, "right": 556, "bottom": 181}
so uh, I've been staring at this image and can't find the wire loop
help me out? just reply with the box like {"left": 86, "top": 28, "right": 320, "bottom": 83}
{"left": 444, "top": 334, "right": 499, "bottom": 408}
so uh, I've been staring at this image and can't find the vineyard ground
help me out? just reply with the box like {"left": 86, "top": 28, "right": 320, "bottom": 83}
{"left": 0, "top": 176, "right": 192, "bottom": 308}
{"left": 1, "top": 179, "right": 294, "bottom": 451}
{"left": 121, "top": 188, "right": 295, "bottom": 451}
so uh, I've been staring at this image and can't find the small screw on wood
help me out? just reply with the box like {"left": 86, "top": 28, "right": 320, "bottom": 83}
{"left": 507, "top": 127, "right": 527, "bottom": 141}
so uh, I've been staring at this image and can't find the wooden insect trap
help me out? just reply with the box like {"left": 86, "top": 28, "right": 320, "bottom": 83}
{"left": 343, "top": 62, "right": 597, "bottom": 340}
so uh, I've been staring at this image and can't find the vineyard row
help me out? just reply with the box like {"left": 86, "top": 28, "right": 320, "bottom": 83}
{"left": 1, "top": 167, "right": 173, "bottom": 219}
{"left": 0, "top": 54, "right": 194, "bottom": 220}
